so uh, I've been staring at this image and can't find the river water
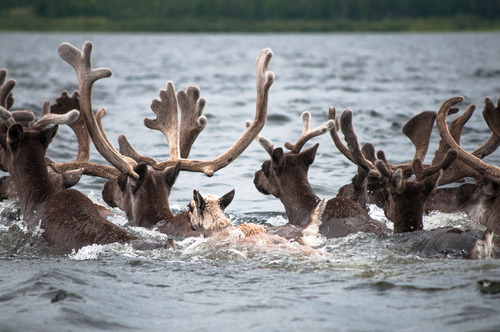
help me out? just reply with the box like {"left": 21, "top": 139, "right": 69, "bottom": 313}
{"left": 0, "top": 32, "right": 499, "bottom": 331}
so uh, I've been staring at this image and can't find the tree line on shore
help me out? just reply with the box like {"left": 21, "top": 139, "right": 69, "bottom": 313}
{"left": 2, "top": 0, "right": 499, "bottom": 32}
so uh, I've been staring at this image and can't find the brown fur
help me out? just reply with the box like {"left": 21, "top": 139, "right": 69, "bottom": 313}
{"left": 102, "top": 163, "right": 199, "bottom": 237}
{"left": 380, "top": 167, "right": 442, "bottom": 233}
{"left": 0, "top": 167, "right": 83, "bottom": 201}
{"left": 238, "top": 223, "right": 266, "bottom": 236}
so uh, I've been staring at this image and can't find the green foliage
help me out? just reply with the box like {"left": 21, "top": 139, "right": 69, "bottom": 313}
{"left": 1, "top": 0, "right": 500, "bottom": 32}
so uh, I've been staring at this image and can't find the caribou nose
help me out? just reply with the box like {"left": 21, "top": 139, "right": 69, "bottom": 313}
{"left": 253, "top": 171, "right": 270, "bottom": 195}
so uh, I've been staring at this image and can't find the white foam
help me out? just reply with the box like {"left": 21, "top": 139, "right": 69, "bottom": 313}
{"left": 69, "top": 243, "right": 107, "bottom": 260}
{"left": 266, "top": 215, "right": 288, "bottom": 227}
{"left": 367, "top": 204, "right": 393, "bottom": 229}
{"left": 423, "top": 210, "right": 485, "bottom": 232}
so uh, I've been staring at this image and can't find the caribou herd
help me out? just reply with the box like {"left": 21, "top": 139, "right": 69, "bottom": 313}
{"left": 0, "top": 41, "right": 498, "bottom": 259}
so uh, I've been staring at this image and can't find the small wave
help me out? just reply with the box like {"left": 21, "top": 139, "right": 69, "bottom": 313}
{"left": 345, "top": 280, "right": 464, "bottom": 293}
{"left": 367, "top": 204, "right": 393, "bottom": 229}
{"left": 69, "top": 243, "right": 128, "bottom": 260}
{"left": 474, "top": 68, "right": 500, "bottom": 78}
{"left": 267, "top": 113, "right": 291, "bottom": 123}
{"left": 68, "top": 241, "right": 176, "bottom": 261}
{"left": 423, "top": 211, "right": 486, "bottom": 232}
{"left": 477, "top": 279, "right": 500, "bottom": 295}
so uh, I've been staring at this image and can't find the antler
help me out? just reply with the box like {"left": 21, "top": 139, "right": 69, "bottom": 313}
{"left": 121, "top": 48, "right": 274, "bottom": 177}
{"left": 338, "top": 108, "right": 449, "bottom": 179}
{"left": 0, "top": 70, "right": 36, "bottom": 133}
{"left": 145, "top": 82, "right": 182, "bottom": 160}
{"left": 49, "top": 90, "right": 90, "bottom": 162}
{"left": 33, "top": 101, "right": 79, "bottom": 130}
{"left": 1, "top": 100, "right": 78, "bottom": 132}
{"left": 401, "top": 110, "right": 436, "bottom": 163}
{"left": 119, "top": 82, "right": 208, "bottom": 165}
{"left": 0, "top": 102, "right": 79, "bottom": 130}
{"left": 432, "top": 100, "right": 499, "bottom": 184}
{"left": 482, "top": 96, "right": 500, "bottom": 141}
{"left": 177, "top": 86, "right": 208, "bottom": 158}
{"left": 0, "top": 69, "right": 15, "bottom": 110}
{"left": 436, "top": 96, "right": 500, "bottom": 181}
{"left": 46, "top": 91, "right": 121, "bottom": 179}
{"left": 339, "top": 109, "right": 379, "bottom": 173}
{"left": 328, "top": 106, "right": 356, "bottom": 164}
{"left": 255, "top": 108, "right": 335, "bottom": 158}
{"left": 436, "top": 99, "right": 500, "bottom": 161}
{"left": 58, "top": 41, "right": 139, "bottom": 180}
{"left": 284, "top": 111, "right": 335, "bottom": 153}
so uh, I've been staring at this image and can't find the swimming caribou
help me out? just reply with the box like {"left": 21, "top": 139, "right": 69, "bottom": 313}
{"left": 330, "top": 102, "right": 497, "bottom": 259}
{"left": 253, "top": 111, "right": 391, "bottom": 238}
{"left": 0, "top": 70, "right": 85, "bottom": 200}
{"left": 55, "top": 41, "right": 275, "bottom": 237}
{"left": 0, "top": 102, "right": 169, "bottom": 253}
{"left": 431, "top": 96, "right": 500, "bottom": 235}
{"left": 187, "top": 188, "right": 325, "bottom": 255}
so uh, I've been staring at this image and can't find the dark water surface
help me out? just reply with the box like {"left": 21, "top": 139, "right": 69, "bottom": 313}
{"left": 0, "top": 32, "right": 500, "bottom": 331}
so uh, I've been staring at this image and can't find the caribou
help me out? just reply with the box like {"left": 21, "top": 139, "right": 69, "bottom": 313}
{"left": 332, "top": 97, "right": 500, "bottom": 235}
{"left": 253, "top": 111, "right": 391, "bottom": 238}
{"left": 187, "top": 189, "right": 325, "bottom": 255}
{"left": 0, "top": 103, "right": 169, "bottom": 253}
{"left": 432, "top": 96, "right": 500, "bottom": 234}
{"left": 331, "top": 102, "right": 497, "bottom": 259}
{"left": 55, "top": 42, "right": 274, "bottom": 237}
{"left": 0, "top": 71, "right": 85, "bottom": 200}
{"left": 335, "top": 108, "right": 457, "bottom": 233}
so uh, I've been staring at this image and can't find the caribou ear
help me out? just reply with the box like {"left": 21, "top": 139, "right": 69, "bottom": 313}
{"left": 128, "top": 162, "right": 149, "bottom": 193}
{"left": 219, "top": 189, "right": 235, "bottom": 211}
{"left": 7, "top": 123, "right": 24, "bottom": 149}
{"left": 389, "top": 168, "right": 404, "bottom": 195}
{"left": 423, "top": 170, "right": 443, "bottom": 197}
{"left": 271, "top": 147, "right": 285, "bottom": 174}
{"left": 40, "top": 125, "right": 58, "bottom": 148}
{"left": 164, "top": 162, "right": 181, "bottom": 188}
{"left": 61, "top": 168, "right": 84, "bottom": 188}
{"left": 193, "top": 189, "right": 205, "bottom": 212}
{"left": 271, "top": 147, "right": 283, "bottom": 164}
{"left": 301, "top": 143, "right": 319, "bottom": 166}
{"left": 134, "top": 163, "right": 149, "bottom": 182}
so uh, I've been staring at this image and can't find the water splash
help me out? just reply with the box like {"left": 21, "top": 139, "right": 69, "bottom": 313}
{"left": 266, "top": 215, "right": 288, "bottom": 227}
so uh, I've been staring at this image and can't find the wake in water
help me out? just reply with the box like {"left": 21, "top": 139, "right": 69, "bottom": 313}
{"left": 0, "top": 192, "right": 492, "bottom": 265}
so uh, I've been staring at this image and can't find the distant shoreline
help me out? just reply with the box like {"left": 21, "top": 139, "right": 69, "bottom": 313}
{"left": 1, "top": 15, "right": 499, "bottom": 33}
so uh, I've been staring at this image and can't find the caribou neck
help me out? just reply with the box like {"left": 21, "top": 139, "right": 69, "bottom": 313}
{"left": 10, "top": 147, "right": 57, "bottom": 219}
{"left": 280, "top": 183, "right": 321, "bottom": 226}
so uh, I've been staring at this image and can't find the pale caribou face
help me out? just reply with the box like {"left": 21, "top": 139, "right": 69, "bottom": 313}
{"left": 187, "top": 189, "right": 235, "bottom": 237}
